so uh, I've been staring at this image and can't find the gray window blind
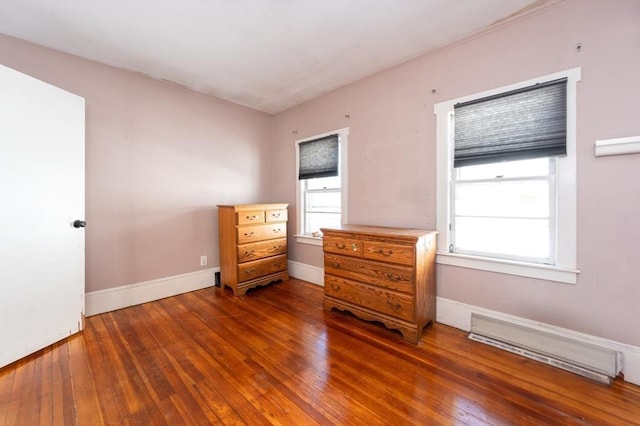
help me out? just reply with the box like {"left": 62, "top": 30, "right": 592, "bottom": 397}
{"left": 453, "top": 78, "right": 567, "bottom": 168}
{"left": 298, "top": 134, "right": 339, "bottom": 180}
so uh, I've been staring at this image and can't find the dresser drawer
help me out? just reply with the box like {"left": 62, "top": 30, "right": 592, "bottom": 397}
{"left": 363, "top": 241, "right": 415, "bottom": 266}
{"left": 324, "top": 253, "right": 414, "bottom": 294}
{"left": 237, "top": 210, "right": 265, "bottom": 225}
{"left": 266, "top": 209, "right": 288, "bottom": 222}
{"left": 325, "top": 276, "right": 414, "bottom": 322}
{"left": 238, "top": 254, "right": 287, "bottom": 282}
{"left": 237, "top": 238, "right": 287, "bottom": 263}
{"left": 237, "top": 223, "right": 287, "bottom": 244}
{"left": 323, "top": 236, "right": 363, "bottom": 257}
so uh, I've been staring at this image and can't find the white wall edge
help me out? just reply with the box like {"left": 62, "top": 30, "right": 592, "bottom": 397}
{"left": 86, "top": 267, "right": 217, "bottom": 316}
{"left": 288, "top": 260, "right": 324, "bottom": 286}
{"left": 595, "top": 136, "right": 640, "bottom": 157}
{"left": 436, "top": 296, "right": 640, "bottom": 386}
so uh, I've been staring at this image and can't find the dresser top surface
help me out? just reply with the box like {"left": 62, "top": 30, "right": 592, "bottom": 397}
{"left": 321, "top": 224, "right": 437, "bottom": 240}
{"left": 218, "top": 203, "right": 289, "bottom": 211}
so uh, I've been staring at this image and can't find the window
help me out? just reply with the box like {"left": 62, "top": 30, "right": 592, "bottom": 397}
{"left": 451, "top": 157, "right": 555, "bottom": 263}
{"left": 296, "top": 128, "right": 348, "bottom": 245}
{"left": 435, "top": 69, "right": 581, "bottom": 283}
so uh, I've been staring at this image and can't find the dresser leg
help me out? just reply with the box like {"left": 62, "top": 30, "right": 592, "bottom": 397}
{"left": 233, "top": 288, "right": 248, "bottom": 296}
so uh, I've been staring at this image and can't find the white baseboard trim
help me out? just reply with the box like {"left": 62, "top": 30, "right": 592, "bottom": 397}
{"left": 437, "top": 296, "right": 640, "bottom": 386}
{"left": 86, "top": 268, "right": 217, "bottom": 316}
{"left": 288, "top": 260, "right": 324, "bottom": 286}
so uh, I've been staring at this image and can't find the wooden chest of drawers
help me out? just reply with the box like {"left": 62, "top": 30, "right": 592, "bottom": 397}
{"left": 218, "top": 204, "right": 289, "bottom": 296}
{"left": 321, "top": 225, "right": 437, "bottom": 343}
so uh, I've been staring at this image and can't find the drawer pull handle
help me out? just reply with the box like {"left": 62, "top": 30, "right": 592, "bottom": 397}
{"left": 244, "top": 231, "right": 254, "bottom": 237}
{"left": 244, "top": 268, "right": 256, "bottom": 275}
{"left": 273, "top": 262, "right": 282, "bottom": 268}
{"left": 387, "top": 300, "right": 402, "bottom": 311}
{"left": 384, "top": 272, "right": 401, "bottom": 282}
{"left": 335, "top": 243, "right": 346, "bottom": 249}
{"left": 329, "top": 262, "right": 341, "bottom": 269}
{"left": 246, "top": 215, "right": 258, "bottom": 220}
{"left": 244, "top": 250, "right": 255, "bottom": 257}
{"left": 378, "top": 249, "right": 393, "bottom": 256}
{"left": 273, "top": 228, "right": 281, "bottom": 233}
{"left": 330, "top": 283, "right": 341, "bottom": 291}
{"left": 271, "top": 213, "right": 281, "bottom": 218}
{"left": 351, "top": 243, "right": 358, "bottom": 252}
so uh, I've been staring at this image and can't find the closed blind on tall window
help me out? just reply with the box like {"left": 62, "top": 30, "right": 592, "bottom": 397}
{"left": 454, "top": 78, "right": 567, "bottom": 168}
{"left": 298, "top": 134, "right": 339, "bottom": 180}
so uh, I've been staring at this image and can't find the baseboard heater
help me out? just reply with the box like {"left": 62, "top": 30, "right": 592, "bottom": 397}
{"left": 468, "top": 313, "right": 622, "bottom": 385}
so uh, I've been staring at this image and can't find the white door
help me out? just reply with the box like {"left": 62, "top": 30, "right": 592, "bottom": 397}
{"left": 0, "top": 64, "right": 85, "bottom": 368}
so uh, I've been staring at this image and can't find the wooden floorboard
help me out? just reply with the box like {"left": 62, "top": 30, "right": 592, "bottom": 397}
{"left": 1, "top": 278, "right": 639, "bottom": 425}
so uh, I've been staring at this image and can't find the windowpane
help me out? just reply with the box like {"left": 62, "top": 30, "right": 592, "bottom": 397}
{"left": 455, "top": 180, "right": 549, "bottom": 218}
{"left": 457, "top": 158, "right": 550, "bottom": 181}
{"left": 305, "top": 212, "right": 341, "bottom": 234}
{"left": 306, "top": 191, "right": 341, "bottom": 213}
{"left": 452, "top": 156, "right": 553, "bottom": 262}
{"left": 454, "top": 217, "right": 549, "bottom": 259}
{"left": 306, "top": 175, "right": 341, "bottom": 190}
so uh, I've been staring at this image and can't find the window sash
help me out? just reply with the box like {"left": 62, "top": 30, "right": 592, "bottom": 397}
{"left": 451, "top": 217, "right": 552, "bottom": 263}
{"left": 450, "top": 158, "right": 557, "bottom": 264}
{"left": 300, "top": 159, "right": 342, "bottom": 236}
{"left": 303, "top": 212, "right": 341, "bottom": 235}
{"left": 304, "top": 187, "right": 341, "bottom": 213}
{"left": 453, "top": 78, "right": 567, "bottom": 168}
{"left": 303, "top": 181, "right": 341, "bottom": 234}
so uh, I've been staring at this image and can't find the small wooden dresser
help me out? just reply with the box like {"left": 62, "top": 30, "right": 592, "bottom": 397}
{"left": 321, "top": 225, "right": 437, "bottom": 343}
{"left": 218, "top": 203, "right": 289, "bottom": 296}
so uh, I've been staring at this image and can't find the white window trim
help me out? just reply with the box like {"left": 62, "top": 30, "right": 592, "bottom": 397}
{"left": 434, "top": 68, "right": 581, "bottom": 284}
{"left": 295, "top": 127, "right": 349, "bottom": 246}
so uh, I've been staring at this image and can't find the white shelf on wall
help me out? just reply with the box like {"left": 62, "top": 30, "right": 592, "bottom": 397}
{"left": 594, "top": 136, "right": 640, "bottom": 157}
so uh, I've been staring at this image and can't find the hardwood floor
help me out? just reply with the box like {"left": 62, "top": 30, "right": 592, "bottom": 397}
{"left": 1, "top": 279, "right": 639, "bottom": 425}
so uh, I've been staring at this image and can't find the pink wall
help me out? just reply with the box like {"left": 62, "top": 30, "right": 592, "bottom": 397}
{"left": 1, "top": 0, "right": 637, "bottom": 347}
{"left": 0, "top": 34, "right": 273, "bottom": 293}
{"left": 272, "top": 0, "right": 640, "bottom": 346}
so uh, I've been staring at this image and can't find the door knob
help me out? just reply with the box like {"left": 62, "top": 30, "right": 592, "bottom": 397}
{"left": 73, "top": 220, "right": 86, "bottom": 228}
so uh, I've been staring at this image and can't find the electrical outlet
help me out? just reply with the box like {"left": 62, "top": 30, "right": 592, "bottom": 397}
{"left": 200, "top": 255, "right": 207, "bottom": 266}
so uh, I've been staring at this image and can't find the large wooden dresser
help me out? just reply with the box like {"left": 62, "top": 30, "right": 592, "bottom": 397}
{"left": 321, "top": 225, "right": 437, "bottom": 343}
{"left": 218, "top": 203, "right": 289, "bottom": 296}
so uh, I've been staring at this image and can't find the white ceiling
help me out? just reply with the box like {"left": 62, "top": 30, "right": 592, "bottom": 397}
{"left": 0, "top": 0, "right": 541, "bottom": 114}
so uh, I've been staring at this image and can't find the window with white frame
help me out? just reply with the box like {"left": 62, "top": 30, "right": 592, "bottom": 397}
{"left": 296, "top": 128, "right": 348, "bottom": 245}
{"left": 435, "top": 69, "right": 581, "bottom": 283}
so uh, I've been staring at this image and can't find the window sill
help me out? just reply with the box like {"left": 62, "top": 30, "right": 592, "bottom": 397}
{"left": 436, "top": 252, "right": 579, "bottom": 284}
{"left": 295, "top": 234, "right": 323, "bottom": 246}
